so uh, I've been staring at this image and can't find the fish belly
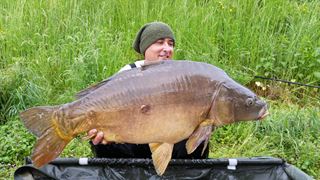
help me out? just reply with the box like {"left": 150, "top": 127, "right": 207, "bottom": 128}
{"left": 95, "top": 100, "right": 209, "bottom": 144}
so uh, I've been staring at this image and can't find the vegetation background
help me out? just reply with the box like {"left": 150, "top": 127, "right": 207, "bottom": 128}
{"left": 0, "top": 0, "right": 319, "bottom": 178}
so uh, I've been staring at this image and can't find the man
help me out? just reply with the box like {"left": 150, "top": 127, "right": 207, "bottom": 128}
{"left": 88, "top": 22, "right": 209, "bottom": 159}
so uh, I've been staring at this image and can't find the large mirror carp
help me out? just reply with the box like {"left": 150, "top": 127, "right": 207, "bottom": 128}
{"left": 20, "top": 60, "right": 269, "bottom": 175}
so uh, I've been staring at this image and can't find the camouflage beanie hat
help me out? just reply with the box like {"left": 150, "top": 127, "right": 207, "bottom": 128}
{"left": 133, "top": 22, "right": 175, "bottom": 55}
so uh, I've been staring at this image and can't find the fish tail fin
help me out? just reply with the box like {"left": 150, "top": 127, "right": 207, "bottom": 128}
{"left": 32, "top": 128, "right": 70, "bottom": 167}
{"left": 20, "top": 106, "right": 59, "bottom": 137}
{"left": 20, "top": 106, "right": 71, "bottom": 167}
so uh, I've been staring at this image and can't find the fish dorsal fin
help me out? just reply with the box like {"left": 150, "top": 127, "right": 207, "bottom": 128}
{"left": 149, "top": 142, "right": 173, "bottom": 176}
{"left": 75, "top": 78, "right": 112, "bottom": 99}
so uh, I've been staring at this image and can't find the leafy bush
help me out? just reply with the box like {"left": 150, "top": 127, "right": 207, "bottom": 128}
{"left": 0, "top": 118, "right": 35, "bottom": 164}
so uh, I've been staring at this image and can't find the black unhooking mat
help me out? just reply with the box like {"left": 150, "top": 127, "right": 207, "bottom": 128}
{"left": 14, "top": 157, "right": 312, "bottom": 180}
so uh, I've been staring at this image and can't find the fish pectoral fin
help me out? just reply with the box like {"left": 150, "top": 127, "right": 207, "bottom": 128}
{"left": 149, "top": 143, "right": 173, "bottom": 176}
{"left": 186, "top": 119, "right": 215, "bottom": 155}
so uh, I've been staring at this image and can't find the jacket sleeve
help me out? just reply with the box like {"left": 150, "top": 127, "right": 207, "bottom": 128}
{"left": 118, "top": 60, "right": 145, "bottom": 73}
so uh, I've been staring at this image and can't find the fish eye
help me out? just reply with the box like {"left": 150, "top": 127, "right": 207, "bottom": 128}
{"left": 246, "top": 98, "right": 254, "bottom": 107}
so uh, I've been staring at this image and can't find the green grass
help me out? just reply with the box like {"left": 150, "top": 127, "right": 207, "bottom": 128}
{"left": 210, "top": 104, "right": 320, "bottom": 177}
{"left": 0, "top": 0, "right": 319, "bottom": 179}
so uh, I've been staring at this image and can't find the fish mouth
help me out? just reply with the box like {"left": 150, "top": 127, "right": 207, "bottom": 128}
{"left": 257, "top": 105, "right": 269, "bottom": 120}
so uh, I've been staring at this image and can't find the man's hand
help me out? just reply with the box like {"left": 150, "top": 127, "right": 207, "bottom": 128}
{"left": 88, "top": 129, "right": 109, "bottom": 145}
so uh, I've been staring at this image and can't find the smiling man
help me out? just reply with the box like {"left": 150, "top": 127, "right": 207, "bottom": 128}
{"left": 119, "top": 22, "right": 175, "bottom": 72}
{"left": 88, "top": 22, "right": 209, "bottom": 159}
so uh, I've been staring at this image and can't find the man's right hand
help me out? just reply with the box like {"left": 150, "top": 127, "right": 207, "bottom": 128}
{"left": 88, "top": 129, "right": 109, "bottom": 145}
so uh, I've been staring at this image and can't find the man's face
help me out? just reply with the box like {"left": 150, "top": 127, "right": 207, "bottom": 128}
{"left": 144, "top": 38, "right": 174, "bottom": 61}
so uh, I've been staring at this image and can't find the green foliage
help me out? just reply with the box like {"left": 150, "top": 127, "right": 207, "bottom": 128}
{"left": 0, "top": 119, "right": 93, "bottom": 163}
{"left": 0, "top": 0, "right": 319, "bottom": 179}
{"left": 0, "top": 118, "right": 35, "bottom": 164}
{"left": 60, "top": 138, "right": 93, "bottom": 158}
{"left": 0, "top": 118, "right": 93, "bottom": 178}
{"left": 0, "top": 0, "right": 319, "bottom": 87}
{"left": 0, "top": 61, "right": 27, "bottom": 124}
{"left": 210, "top": 104, "right": 320, "bottom": 177}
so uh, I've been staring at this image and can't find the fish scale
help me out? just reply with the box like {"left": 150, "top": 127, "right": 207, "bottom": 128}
{"left": 20, "top": 60, "right": 269, "bottom": 176}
